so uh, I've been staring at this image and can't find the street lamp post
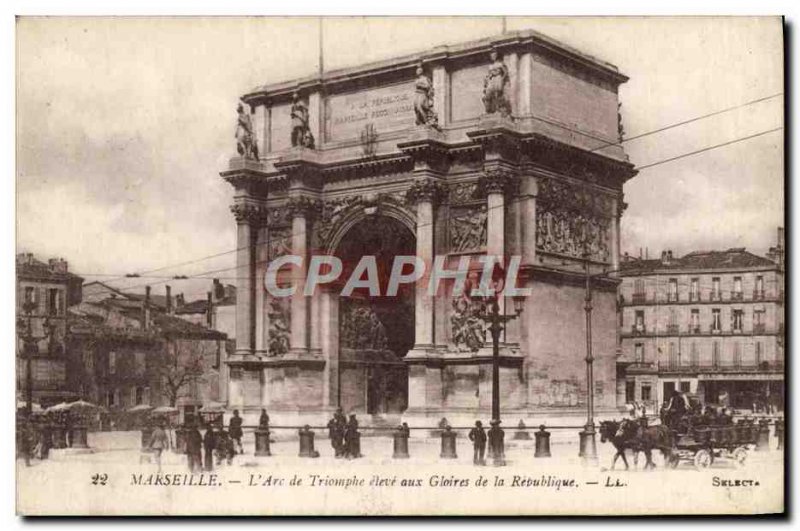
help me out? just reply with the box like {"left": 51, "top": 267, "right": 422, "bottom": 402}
{"left": 578, "top": 253, "right": 598, "bottom": 464}
{"left": 470, "top": 268, "right": 524, "bottom": 467}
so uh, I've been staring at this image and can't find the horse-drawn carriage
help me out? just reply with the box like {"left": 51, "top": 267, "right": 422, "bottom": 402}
{"left": 600, "top": 413, "right": 760, "bottom": 470}
{"left": 670, "top": 420, "right": 759, "bottom": 469}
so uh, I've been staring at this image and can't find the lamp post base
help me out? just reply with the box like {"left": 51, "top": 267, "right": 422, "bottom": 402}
{"left": 578, "top": 423, "right": 598, "bottom": 465}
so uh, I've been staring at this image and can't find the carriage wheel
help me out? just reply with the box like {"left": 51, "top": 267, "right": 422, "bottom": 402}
{"left": 732, "top": 447, "right": 748, "bottom": 468}
{"left": 694, "top": 449, "right": 712, "bottom": 469}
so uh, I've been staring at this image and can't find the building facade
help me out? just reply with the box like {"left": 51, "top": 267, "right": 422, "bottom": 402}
{"left": 67, "top": 285, "right": 228, "bottom": 425}
{"left": 221, "top": 30, "right": 637, "bottom": 425}
{"left": 618, "top": 239, "right": 785, "bottom": 413}
{"left": 16, "top": 253, "right": 84, "bottom": 407}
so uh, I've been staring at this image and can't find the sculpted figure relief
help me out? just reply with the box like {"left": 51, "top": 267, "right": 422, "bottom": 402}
{"left": 450, "top": 296, "right": 486, "bottom": 352}
{"left": 235, "top": 102, "right": 259, "bottom": 159}
{"left": 482, "top": 48, "right": 511, "bottom": 117}
{"left": 413, "top": 65, "right": 439, "bottom": 129}
{"left": 290, "top": 92, "right": 315, "bottom": 148}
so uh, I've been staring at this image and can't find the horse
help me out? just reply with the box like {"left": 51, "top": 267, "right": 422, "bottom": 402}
{"left": 616, "top": 418, "right": 674, "bottom": 469}
{"left": 599, "top": 420, "right": 639, "bottom": 470}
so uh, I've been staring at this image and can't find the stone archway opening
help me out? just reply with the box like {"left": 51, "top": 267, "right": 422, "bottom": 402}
{"left": 335, "top": 214, "right": 415, "bottom": 416}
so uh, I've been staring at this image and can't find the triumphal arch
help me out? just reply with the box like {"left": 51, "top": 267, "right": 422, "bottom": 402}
{"left": 221, "top": 30, "right": 637, "bottom": 426}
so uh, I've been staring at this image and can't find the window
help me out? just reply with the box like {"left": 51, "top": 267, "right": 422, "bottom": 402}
{"left": 690, "top": 341, "right": 698, "bottom": 366}
{"left": 667, "top": 309, "right": 678, "bottom": 333}
{"left": 711, "top": 309, "right": 721, "bottom": 332}
{"left": 625, "top": 381, "right": 635, "bottom": 403}
{"left": 47, "top": 288, "right": 59, "bottom": 315}
{"left": 712, "top": 277, "right": 721, "bottom": 300}
{"left": 641, "top": 385, "right": 652, "bottom": 402}
{"left": 635, "top": 310, "right": 645, "bottom": 332}
{"left": 733, "top": 276, "right": 743, "bottom": 300}
{"left": 690, "top": 278, "right": 699, "bottom": 301}
{"left": 134, "top": 352, "right": 146, "bottom": 375}
{"left": 668, "top": 278, "right": 678, "bottom": 302}
{"left": 690, "top": 309, "right": 700, "bottom": 333}
{"left": 733, "top": 342, "right": 742, "bottom": 366}
{"left": 635, "top": 342, "right": 644, "bottom": 362}
{"left": 633, "top": 279, "right": 646, "bottom": 302}
{"left": 753, "top": 309, "right": 765, "bottom": 333}
{"left": 108, "top": 351, "right": 117, "bottom": 375}
{"left": 143, "top": 387, "right": 151, "bottom": 405}
{"left": 755, "top": 276, "right": 764, "bottom": 299}
{"left": 106, "top": 390, "right": 115, "bottom": 407}
{"left": 135, "top": 387, "right": 144, "bottom": 405}
{"left": 680, "top": 382, "right": 691, "bottom": 393}
{"left": 732, "top": 309, "right": 743, "bottom": 332}
{"left": 668, "top": 342, "right": 678, "bottom": 367}
{"left": 755, "top": 342, "right": 763, "bottom": 366}
{"left": 712, "top": 341, "right": 720, "bottom": 367}
{"left": 130, "top": 387, "right": 137, "bottom": 406}
{"left": 113, "top": 389, "right": 121, "bottom": 407}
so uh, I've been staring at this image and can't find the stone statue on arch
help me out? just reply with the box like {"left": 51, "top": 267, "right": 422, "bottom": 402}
{"left": 235, "top": 102, "right": 259, "bottom": 159}
{"left": 290, "top": 92, "right": 315, "bottom": 148}
{"left": 482, "top": 48, "right": 511, "bottom": 117}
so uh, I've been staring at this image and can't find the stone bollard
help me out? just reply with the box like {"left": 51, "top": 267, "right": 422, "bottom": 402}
{"left": 175, "top": 427, "right": 187, "bottom": 454}
{"left": 255, "top": 429, "right": 271, "bottom": 456}
{"left": 534, "top": 425, "right": 551, "bottom": 458}
{"left": 70, "top": 425, "right": 89, "bottom": 449}
{"left": 578, "top": 425, "right": 598, "bottom": 464}
{"left": 349, "top": 431, "right": 363, "bottom": 459}
{"left": 755, "top": 419, "right": 771, "bottom": 452}
{"left": 51, "top": 426, "right": 67, "bottom": 449}
{"left": 299, "top": 426, "right": 320, "bottom": 458}
{"left": 775, "top": 419, "right": 784, "bottom": 450}
{"left": 440, "top": 426, "right": 457, "bottom": 459}
{"left": 513, "top": 420, "right": 531, "bottom": 440}
{"left": 141, "top": 426, "right": 153, "bottom": 448}
{"left": 393, "top": 427, "right": 410, "bottom": 459}
{"left": 40, "top": 425, "right": 52, "bottom": 459}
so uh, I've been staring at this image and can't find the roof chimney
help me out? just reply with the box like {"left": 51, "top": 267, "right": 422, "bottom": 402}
{"left": 143, "top": 286, "right": 151, "bottom": 330}
{"left": 661, "top": 250, "right": 672, "bottom": 266}
{"left": 166, "top": 285, "right": 173, "bottom": 315}
{"left": 213, "top": 278, "right": 224, "bottom": 302}
{"left": 206, "top": 291, "right": 214, "bottom": 328}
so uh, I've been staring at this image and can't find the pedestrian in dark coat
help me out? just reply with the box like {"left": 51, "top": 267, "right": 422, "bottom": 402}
{"left": 186, "top": 425, "right": 203, "bottom": 473}
{"left": 344, "top": 414, "right": 360, "bottom": 459}
{"left": 229, "top": 410, "right": 243, "bottom": 454}
{"left": 468, "top": 420, "right": 487, "bottom": 465}
{"left": 203, "top": 426, "right": 216, "bottom": 471}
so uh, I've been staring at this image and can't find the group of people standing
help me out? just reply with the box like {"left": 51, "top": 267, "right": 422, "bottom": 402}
{"left": 326, "top": 408, "right": 362, "bottom": 459}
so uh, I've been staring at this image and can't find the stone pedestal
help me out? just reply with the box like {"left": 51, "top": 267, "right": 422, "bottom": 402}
{"left": 298, "top": 427, "right": 319, "bottom": 458}
{"left": 69, "top": 426, "right": 88, "bottom": 449}
{"left": 255, "top": 429, "right": 272, "bottom": 456}
{"left": 393, "top": 429, "right": 410, "bottom": 459}
{"left": 534, "top": 426, "right": 551, "bottom": 458}
{"left": 756, "top": 420, "right": 771, "bottom": 452}
{"left": 579, "top": 426, "right": 598, "bottom": 464}
{"left": 440, "top": 427, "right": 457, "bottom": 459}
{"left": 51, "top": 427, "right": 66, "bottom": 449}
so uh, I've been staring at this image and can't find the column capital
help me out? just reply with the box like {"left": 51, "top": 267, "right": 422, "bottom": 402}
{"left": 286, "top": 195, "right": 322, "bottom": 219}
{"left": 405, "top": 177, "right": 446, "bottom": 206}
{"left": 478, "top": 167, "right": 519, "bottom": 197}
{"left": 230, "top": 202, "right": 265, "bottom": 225}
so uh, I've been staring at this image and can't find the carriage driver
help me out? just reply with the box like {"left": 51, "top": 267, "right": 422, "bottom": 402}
{"left": 665, "top": 390, "right": 687, "bottom": 429}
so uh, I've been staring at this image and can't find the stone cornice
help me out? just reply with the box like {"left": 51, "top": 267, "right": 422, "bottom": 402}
{"left": 521, "top": 132, "right": 637, "bottom": 189}
{"left": 477, "top": 167, "right": 520, "bottom": 197}
{"left": 286, "top": 195, "right": 323, "bottom": 219}
{"left": 230, "top": 202, "right": 266, "bottom": 225}
{"left": 242, "top": 29, "right": 628, "bottom": 107}
{"left": 397, "top": 132, "right": 451, "bottom": 175}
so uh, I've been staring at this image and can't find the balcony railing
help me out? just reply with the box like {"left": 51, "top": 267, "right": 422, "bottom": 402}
{"left": 666, "top": 324, "right": 680, "bottom": 334}
{"left": 730, "top": 291, "right": 743, "bottom": 301}
{"left": 658, "top": 360, "right": 784, "bottom": 373}
{"left": 710, "top": 292, "right": 722, "bottom": 302}
{"left": 632, "top": 293, "right": 647, "bottom": 304}
{"left": 688, "top": 293, "right": 700, "bottom": 302}
{"left": 667, "top": 293, "right": 679, "bottom": 302}
{"left": 753, "top": 323, "right": 766, "bottom": 334}
{"left": 688, "top": 324, "right": 701, "bottom": 334}
{"left": 753, "top": 290, "right": 765, "bottom": 300}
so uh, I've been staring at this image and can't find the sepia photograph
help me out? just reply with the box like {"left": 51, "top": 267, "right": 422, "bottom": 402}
{"left": 13, "top": 14, "right": 785, "bottom": 516}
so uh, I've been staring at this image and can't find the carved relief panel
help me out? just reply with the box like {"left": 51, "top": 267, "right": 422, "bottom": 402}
{"left": 535, "top": 177, "right": 613, "bottom": 263}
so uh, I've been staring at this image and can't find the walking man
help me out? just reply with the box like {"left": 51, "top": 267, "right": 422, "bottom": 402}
{"left": 202, "top": 424, "right": 216, "bottom": 472}
{"left": 149, "top": 420, "right": 170, "bottom": 472}
{"left": 186, "top": 421, "right": 203, "bottom": 473}
{"left": 229, "top": 410, "right": 243, "bottom": 455}
{"left": 468, "top": 420, "right": 487, "bottom": 465}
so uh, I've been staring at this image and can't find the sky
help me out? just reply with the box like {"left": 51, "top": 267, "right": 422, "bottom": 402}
{"left": 16, "top": 16, "right": 784, "bottom": 301}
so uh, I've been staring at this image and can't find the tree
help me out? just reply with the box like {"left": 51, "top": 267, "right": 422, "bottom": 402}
{"left": 154, "top": 339, "right": 206, "bottom": 407}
